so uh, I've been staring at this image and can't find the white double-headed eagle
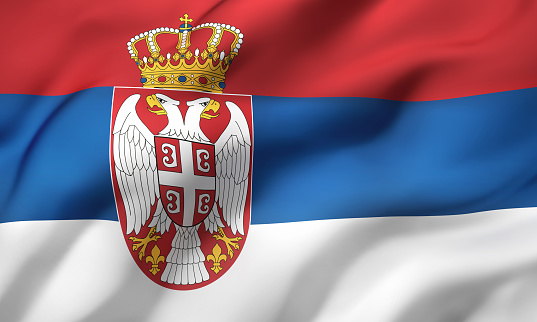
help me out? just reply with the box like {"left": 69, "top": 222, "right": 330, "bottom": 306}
{"left": 112, "top": 93, "right": 251, "bottom": 285}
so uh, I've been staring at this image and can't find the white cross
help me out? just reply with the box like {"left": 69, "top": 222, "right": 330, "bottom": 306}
{"left": 158, "top": 140, "right": 215, "bottom": 226}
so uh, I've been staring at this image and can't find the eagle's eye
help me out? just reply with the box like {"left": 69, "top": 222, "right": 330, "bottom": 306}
{"left": 200, "top": 101, "right": 209, "bottom": 107}
{"left": 157, "top": 97, "right": 166, "bottom": 104}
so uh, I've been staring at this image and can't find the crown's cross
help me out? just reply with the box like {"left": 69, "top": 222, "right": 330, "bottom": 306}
{"left": 180, "top": 14, "right": 193, "bottom": 28}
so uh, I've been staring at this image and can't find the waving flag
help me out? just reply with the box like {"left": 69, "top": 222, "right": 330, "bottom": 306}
{"left": 2, "top": 0, "right": 537, "bottom": 321}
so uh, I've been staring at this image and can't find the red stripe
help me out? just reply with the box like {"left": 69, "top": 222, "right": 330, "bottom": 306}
{"left": 2, "top": 0, "right": 537, "bottom": 100}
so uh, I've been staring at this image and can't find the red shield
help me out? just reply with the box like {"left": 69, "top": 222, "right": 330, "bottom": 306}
{"left": 110, "top": 87, "right": 253, "bottom": 290}
{"left": 154, "top": 137, "right": 216, "bottom": 226}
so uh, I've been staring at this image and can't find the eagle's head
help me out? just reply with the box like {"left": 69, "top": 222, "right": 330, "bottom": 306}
{"left": 146, "top": 93, "right": 180, "bottom": 115}
{"left": 184, "top": 97, "right": 221, "bottom": 142}
{"left": 186, "top": 97, "right": 220, "bottom": 119}
{"left": 150, "top": 93, "right": 185, "bottom": 138}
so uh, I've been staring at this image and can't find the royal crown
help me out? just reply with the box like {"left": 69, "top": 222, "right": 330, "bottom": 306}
{"left": 127, "top": 14, "right": 243, "bottom": 93}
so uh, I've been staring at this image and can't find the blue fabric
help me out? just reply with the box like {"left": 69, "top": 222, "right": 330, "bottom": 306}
{"left": 2, "top": 87, "right": 537, "bottom": 224}
{"left": 0, "top": 87, "right": 115, "bottom": 223}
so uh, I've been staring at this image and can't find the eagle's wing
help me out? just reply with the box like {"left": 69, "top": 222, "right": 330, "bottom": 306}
{"left": 209, "top": 101, "right": 251, "bottom": 235}
{"left": 112, "top": 94, "right": 171, "bottom": 234}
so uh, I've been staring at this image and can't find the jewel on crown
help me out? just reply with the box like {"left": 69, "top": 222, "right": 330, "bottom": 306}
{"left": 127, "top": 14, "right": 244, "bottom": 93}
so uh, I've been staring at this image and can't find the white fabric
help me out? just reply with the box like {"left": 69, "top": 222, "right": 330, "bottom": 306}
{"left": 1, "top": 208, "right": 537, "bottom": 322}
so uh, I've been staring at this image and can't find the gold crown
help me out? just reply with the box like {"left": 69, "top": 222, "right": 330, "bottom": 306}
{"left": 127, "top": 14, "right": 243, "bottom": 93}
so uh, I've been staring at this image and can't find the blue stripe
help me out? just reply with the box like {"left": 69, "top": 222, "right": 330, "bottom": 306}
{"left": 1, "top": 87, "right": 537, "bottom": 224}
{"left": 0, "top": 87, "right": 115, "bottom": 223}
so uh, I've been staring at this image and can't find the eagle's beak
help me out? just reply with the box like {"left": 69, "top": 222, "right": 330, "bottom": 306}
{"left": 146, "top": 94, "right": 167, "bottom": 115}
{"left": 201, "top": 99, "right": 220, "bottom": 119}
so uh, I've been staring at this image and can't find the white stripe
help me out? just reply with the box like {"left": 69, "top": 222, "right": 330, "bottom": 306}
{"left": 2, "top": 208, "right": 537, "bottom": 321}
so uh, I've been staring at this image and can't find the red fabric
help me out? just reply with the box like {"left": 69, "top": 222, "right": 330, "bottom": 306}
{"left": 2, "top": 0, "right": 537, "bottom": 100}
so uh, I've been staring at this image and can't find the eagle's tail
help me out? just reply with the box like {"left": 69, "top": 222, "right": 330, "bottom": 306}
{"left": 160, "top": 224, "right": 209, "bottom": 285}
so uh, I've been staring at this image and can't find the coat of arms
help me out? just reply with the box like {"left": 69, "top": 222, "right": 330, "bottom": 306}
{"left": 110, "top": 14, "right": 252, "bottom": 290}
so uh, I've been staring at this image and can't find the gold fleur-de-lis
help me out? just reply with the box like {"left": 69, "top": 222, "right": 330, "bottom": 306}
{"left": 207, "top": 243, "right": 227, "bottom": 274}
{"left": 145, "top": 245, "right": 165, "bottom": 275}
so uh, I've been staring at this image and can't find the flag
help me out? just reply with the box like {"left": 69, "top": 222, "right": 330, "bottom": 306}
{"left": 2, "top": 0, "right": 537, "bottom": 321}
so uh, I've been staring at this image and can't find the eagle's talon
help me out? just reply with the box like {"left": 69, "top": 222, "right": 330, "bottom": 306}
{"left": 231, "top": 240, "right": 241, "bottom": 250}
{"left": 129, "top": 227, "right": 161, "bottom": 261}
{"left": 212, "top": 227, "right": 242, "bottom": 259}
